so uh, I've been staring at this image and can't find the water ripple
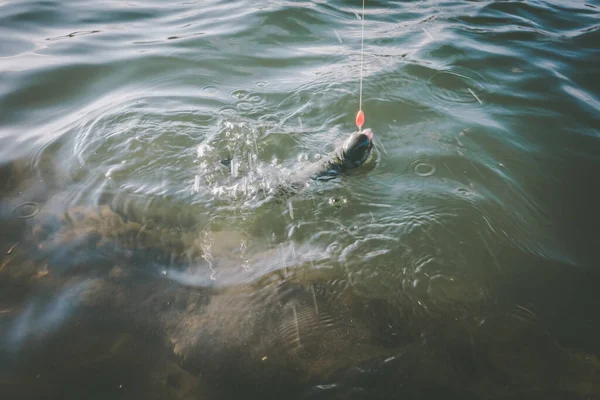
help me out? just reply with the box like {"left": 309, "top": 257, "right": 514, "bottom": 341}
{"left": 1, "top": 0, "right": 599, "bottom": 396}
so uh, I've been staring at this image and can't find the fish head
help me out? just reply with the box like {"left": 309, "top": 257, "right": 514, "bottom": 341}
{"left": 339, "top": 128, "right": 374, "bottom": 169}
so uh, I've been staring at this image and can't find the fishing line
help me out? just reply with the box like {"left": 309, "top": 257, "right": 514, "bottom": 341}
{"left": 356, "top": 0, "right": 366, "bottom": 130}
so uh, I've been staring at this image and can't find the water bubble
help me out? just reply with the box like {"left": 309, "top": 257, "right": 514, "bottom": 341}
{"left": 231, "top": 89, "right": 250, "bottom": 99}
{"left": 413, "top": 278, "right": 430, "bottom": 293}
{"left": 326, "top": 242, "right": 341, "bottom": 254}
{"left": 328, "top": 197, "right": 347, "bottom": 208}
{"left": 12, "top": 202, "right": 40, "bottom": 219}
{"left": 217, "top": 105, "right": 237, "bottom": 117}
{"left": 247, "top": 95, "right": 262, "bottom": 103}
{"left": 415, "top": 163, "right": 436, "bottom": 176}
{"left": 236, "top": 102, "right": 253, "bottom": 112}
{"left": 297, "top": 153, "right": 309, "bottom": 162}
{"left": 197, "top": 144, "right": 211, "bottom": 158}
{"left": 254, "top": 81, "right": 268, "bottom": 87}
{"left": 202, "top": 85, "right": 218, "bottom": 94}
{"left": 316, "top": 384, "right": 337, "bottom": 390}
{"left": 408, "top": 159, "right": 436, "bottom": 177}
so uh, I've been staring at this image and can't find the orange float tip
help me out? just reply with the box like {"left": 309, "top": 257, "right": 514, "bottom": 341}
{"left": 356, "top": 109, "right": 365, "bottom": 130}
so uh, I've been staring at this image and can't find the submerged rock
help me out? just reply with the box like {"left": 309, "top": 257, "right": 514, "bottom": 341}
{"left": 1, "top": 201, "right": 599, "bottom": 399}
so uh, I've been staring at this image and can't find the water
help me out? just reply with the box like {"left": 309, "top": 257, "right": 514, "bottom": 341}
{"left": 1, "top": 0, "right": 599, "bottom": 398}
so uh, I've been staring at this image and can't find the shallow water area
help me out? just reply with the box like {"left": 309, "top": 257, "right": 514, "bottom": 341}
{"left": 1, "top": 0, "right": 600, "bottom": 399}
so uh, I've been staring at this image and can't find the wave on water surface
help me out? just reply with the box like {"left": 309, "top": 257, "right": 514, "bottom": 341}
{"left": 1, "top": 0, "right": 600, "bottom": 398}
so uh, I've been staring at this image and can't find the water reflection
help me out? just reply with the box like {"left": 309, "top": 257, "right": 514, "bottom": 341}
{"left": 7, "top": 280, "right": 91, "bottom": 351}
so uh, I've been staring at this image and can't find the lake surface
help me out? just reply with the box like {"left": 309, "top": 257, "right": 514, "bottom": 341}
{"left": 1, "top": 0, "right": 600, "bottom": 399}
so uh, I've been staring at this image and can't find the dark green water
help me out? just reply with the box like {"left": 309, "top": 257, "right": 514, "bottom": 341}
{"left": 1, "top": 0, "right": 600, "bottom": 399}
